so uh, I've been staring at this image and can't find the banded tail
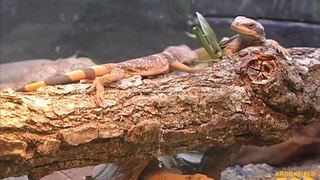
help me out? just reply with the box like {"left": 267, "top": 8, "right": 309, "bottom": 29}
{"left": 16, "top": 65, "right": 111, "bottom": 92}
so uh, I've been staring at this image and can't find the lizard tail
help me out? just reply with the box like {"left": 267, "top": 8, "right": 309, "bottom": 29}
{"left": 16, "top": 65, "right": 111, "bottom": 92}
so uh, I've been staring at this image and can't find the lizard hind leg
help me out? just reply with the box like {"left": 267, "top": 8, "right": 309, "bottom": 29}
{"left": 88, "top": 68, "right": 125, "bottom": 106}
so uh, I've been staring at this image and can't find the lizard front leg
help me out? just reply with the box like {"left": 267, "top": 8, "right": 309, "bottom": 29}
{"left": 88, "top": 68, "right": 125, "bottom": 106}
{"left": 264, "top": 39, "right": 291, "bottom": 59}
{"left": 169, "top": 61, "right": 208, "bottom": 73}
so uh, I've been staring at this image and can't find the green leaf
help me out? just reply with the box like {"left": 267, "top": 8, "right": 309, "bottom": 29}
{"left": 193, "top": 26, "right": 219, "bottom": 59}
{"left": 196, "top": 12, "right": 217, "bottom": 41}
{"left": 196, "top": 12, "right": 222, "bottom": 54}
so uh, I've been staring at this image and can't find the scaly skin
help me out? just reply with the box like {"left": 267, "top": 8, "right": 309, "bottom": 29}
{"left": 16, "top": 45, "right": 204, "bottom": 105}
{"left": 222, "top": 16, "right": 290, "bottom": 57}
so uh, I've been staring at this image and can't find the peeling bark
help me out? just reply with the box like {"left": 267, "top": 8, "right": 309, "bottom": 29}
{"left": 0, "top": 47, "right": 319, "bottom": 179}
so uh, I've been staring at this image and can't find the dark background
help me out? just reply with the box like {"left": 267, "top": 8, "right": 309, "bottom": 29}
{"left": 1, "top": 0, "right": 319, "bottom": 64}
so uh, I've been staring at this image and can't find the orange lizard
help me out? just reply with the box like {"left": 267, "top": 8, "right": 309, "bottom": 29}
{"left": 16, "top": 45, "right": 204, "bottom": 104}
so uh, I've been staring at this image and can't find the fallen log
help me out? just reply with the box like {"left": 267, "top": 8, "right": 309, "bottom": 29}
{"left": 0, "top": 47, "right": 319, "bottom": 179}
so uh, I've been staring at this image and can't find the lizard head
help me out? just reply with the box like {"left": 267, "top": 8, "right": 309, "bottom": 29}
{"left": 164, "top": 45, "right": 198, "bottom": 64}
{"left": 231, "top": 16, "right": 265, "bottom": 41}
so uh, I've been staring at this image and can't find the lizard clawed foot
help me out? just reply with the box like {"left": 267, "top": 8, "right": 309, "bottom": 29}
{"left": 276, "top": 46, "right": 292, "bottom": 61}
{"left": 87, "top": 79, "right": 105, "bottom": 106}
{"left": 265, "top": 39, "right": 292, "bottom": 60}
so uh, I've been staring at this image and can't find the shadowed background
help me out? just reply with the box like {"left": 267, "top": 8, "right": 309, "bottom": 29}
{"left": 1, "top": 0, "right": 319, "bottom": 64}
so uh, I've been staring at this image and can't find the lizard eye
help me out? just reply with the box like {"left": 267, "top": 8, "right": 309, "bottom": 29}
{"left": 247, "top": 23, "right": 256, "bottom": 29}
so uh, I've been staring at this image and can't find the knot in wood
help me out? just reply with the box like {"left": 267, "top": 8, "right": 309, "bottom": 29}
{"left": 238, "top": 47, "right": 277, "bottom": 84}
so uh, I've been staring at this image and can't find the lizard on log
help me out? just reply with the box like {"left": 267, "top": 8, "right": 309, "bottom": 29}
{"left": 16, "top": 45, "right": 206, "bottom": 105}
{"left": 16, "top": 16, "right": 290, "bottom": 103}
{"left": 222, "top": 16, "right": 290, "bottom": 58}
{"left": 195, "top": 16, "right": 291, "bottom": 60}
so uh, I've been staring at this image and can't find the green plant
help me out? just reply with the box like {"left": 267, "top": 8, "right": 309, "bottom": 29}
{"left": 193, "top": 12, "right": 222, "bottom": 60}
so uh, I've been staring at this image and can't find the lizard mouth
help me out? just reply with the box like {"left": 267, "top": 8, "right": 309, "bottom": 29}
{"left": 231, "top": 23, "right": 260, "bottom": 39}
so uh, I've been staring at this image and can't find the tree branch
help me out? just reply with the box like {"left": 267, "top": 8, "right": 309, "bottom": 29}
{"left": 0, "top": 47, "right": 319, "bottom": 179}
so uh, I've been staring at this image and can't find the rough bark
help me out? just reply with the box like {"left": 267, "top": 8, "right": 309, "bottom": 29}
{"left": 0, "top": 47, "right": 319, "bottom": 179}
